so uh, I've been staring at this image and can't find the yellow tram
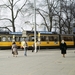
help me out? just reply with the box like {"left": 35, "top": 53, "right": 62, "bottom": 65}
{"left": 0, "top": 31, "right": 22, "bottom": 49}
{"left": 21, "top": 31, "right": 75, "bottom": 49}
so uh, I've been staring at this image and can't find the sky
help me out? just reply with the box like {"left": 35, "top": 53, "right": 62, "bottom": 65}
{"left": 0, "top": 0, "right": 73, "bottom": 32}
{"left": 20, "top": 0, "right": 44, "bottom": 32}
{"left": 0, "top": 0, "right": 44, "bottom": 32}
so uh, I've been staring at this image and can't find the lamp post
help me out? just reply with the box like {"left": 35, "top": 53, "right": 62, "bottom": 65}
{"left": 34, "top": 0, "right": 37, "bottom": 53}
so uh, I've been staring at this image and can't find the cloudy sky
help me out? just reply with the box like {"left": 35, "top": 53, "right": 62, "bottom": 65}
{"left": 0, "top": 0, "right": 44, "bottom": 32}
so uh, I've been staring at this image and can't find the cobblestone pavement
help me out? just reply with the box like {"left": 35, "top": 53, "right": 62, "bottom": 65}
{"left": 0, "top": 48, "right": 75, "bottom": 75}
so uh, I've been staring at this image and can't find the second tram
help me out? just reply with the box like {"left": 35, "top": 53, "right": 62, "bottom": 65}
{"left": 21, "top": 31, "right": 75, "bottom": 49}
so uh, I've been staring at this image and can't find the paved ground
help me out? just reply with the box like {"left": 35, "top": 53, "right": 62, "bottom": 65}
{"left": 0, "top": 48, "right": 75, "bottom": 75}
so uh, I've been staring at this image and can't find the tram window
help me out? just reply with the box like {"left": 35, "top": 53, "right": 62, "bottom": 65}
{"left": 18, "top": 37, "right": 20, "bottom": 41}
{"left": 2, "top": 36, "right": 7, "bottom": 41}
{"left": 24, "top": 37, "right": 29, "bottom": 41}
{"left": 74, "top": 36, "right": 75, "bottom": 41}
{"left": 49, "top": 36, "right": 54, "bottom": 41}
{"left": 0, "top": 37, "right": 1, "bottom": 41}
{"left": 17, "top": 37, "right": 21, "bottom": 41}
{"left": 41, "top": 36, "right": 46, "bottom": 41}
{"left": 64, "top": 37, "right": 67, "bottom": 41}
{"left": 29, "top": 36, "right": 34, "bottom": 41}
{"left": 54, "top": 37, "right": 58, "bottom": 42}
{"left": 15, "top": 37, "right": 18, "bottom": 41}
{"left": 28, "top": 37, "right": 31, "bottom": 41}
{"left": 62, "top": 36, "right": 73, "bottom": 41}
{"left": 19, "top": 37, "right": 21, "bottom": 41}
{"left": 29, "top": 36, "right": 38, "bottom": 41}
{"left": 40, "top": 36, "right": 43, "bottom": 41}
{"left": 19, "top": 37, "right": 23, "bottom": 41}
{"left": 8, "top": 37, "right": 12, "bottom": 41}
{"left": 18, "top": 37, "right": 25, "bottom": 41}
{"left": 46, "top": 36, "right": 49, "bottom": 41}
{"left": 68, "top": 37, "right": 73, "bottom": 41}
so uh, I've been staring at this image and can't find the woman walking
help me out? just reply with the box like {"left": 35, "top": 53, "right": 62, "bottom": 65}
{"left": 60, "top": 40, "right": 67, "bottom": 58}
{"left": 23, "top": 41, "right": 28, "bottom": 56}
{"left": 12, "top": 42, "right": 18, "bottom": 57}
{"left": 32, "top": 43, "right": 35, "bottom": 52}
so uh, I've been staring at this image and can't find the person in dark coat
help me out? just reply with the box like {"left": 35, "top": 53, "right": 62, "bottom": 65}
{"left": 60, "top": 40, "right": 67, "bottom": 58}
{"left": 32, "top": 43, "right": 35, "bottom": 52}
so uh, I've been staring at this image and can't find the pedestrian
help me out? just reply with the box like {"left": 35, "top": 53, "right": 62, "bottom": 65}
{"left": 32, "top": 43, "right": 34, "bottom": 52}
{"left": 23, "top": 41, "right": 28, "bottom": 56}
{"left": 34, "top": 42, "right": 38, "bottom": 53}
{"left": 36, "top": 41, "right": 39, "bottom": 52}
{"left": 12, "top": 42, "right": 18, "bottom": 57}
{"left": 60, "top": 40, "right": 67, "bottom": 58}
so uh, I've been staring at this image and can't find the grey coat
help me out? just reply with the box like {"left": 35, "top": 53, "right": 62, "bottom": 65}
{"left": 12, "top": 44, "right": 18, "bottom": 55}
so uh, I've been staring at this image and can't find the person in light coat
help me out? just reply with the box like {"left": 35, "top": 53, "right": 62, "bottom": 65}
{"left": 23, "top": 41, "right": 28, "bottom": 56}
{"left": 12, "top": 42, "right": 18, "bottom": 57}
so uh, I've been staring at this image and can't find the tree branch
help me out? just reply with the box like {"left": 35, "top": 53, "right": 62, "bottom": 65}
{"left": 37, "top": 10, "right": 49, "bottom": 31}
{"left": 0, "top": 18, "right": 12, "bottom": 22}
{"left": 14, "top": 0, "right": 27, "bottom": 19}
{"left": 13, "top": 0, "right": 21, "bottom": 6}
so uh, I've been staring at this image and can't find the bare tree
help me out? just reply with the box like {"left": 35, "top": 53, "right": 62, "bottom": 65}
{"left": 36, "top": 0, "right": 75, "bottom": 34}
{"left": 0, "top": 0, "right": 28, "bottom": 32}
{"left": 58, "top": 0, "right": 75, "bottom": 34}
{"left": 36, "top": 0, "right": 58, "bottom": 32}
{"left": 0, "top": 0, "right": 74, "bottom": 34}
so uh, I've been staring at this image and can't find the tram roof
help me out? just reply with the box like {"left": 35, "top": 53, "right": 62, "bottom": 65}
{"left": 0, "top": 31, "right": 9, "bottom": 34}
{"left": 22, "top": 31, "right": 57, "bottom": 35}
{"left": 38, "top": 31, "right": 57, "bottom": 34}
{"left": 9, "top": 32, "right": 22, "bottom": 35}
